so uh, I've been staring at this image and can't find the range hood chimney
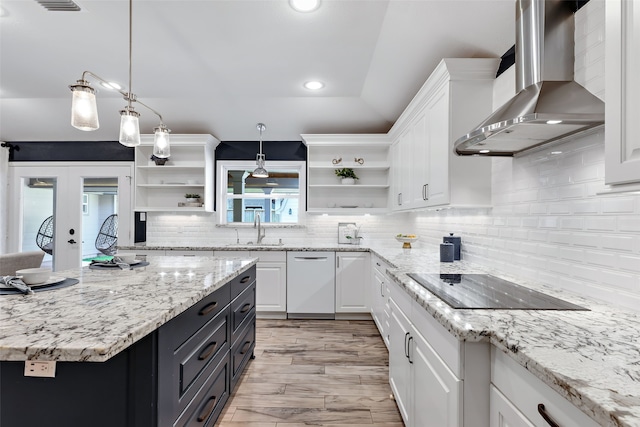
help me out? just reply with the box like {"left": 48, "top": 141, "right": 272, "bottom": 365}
{"left": 454, "top": 0, "right": 604, "bottom": 156}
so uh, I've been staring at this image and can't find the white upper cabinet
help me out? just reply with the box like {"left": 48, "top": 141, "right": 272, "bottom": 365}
{"left": 605, "top": 0, "right": 640, "bottom": 188}
{"left": 134, "top": 134, "right": 219, "bottom": 212}
{"left": 302, "top": 134, "right": 391, "bottom": 214}
{"left": 390, "top": 58, "right": 499, "bottom": 211}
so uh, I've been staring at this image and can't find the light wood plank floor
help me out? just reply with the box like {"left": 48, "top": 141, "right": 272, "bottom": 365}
{"left": 215, "top": 319, "right": 404, "bottom": 427}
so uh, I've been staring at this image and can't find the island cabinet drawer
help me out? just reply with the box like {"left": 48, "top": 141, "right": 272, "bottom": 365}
{"left": 157, "top": 308, "right": 230, "bottom": 424}
{"left": 163, "top": 285, "right": 230, "bottom": 348}
{"left": 230, "top": 268, "right": 256, "bottom": 300}
{"left": 231, "top": 282, "right": 256, "bottom": 345}
{"left": 230, "top": 318, "right": 256, "bottom": 392}
{"left": 174, "top": 349, "right": 230, "bottom": 427}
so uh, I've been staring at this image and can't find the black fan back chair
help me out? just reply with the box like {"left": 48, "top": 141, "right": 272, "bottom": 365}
{"left": 95, "top": 214, "right": 118, "bottom": 256}
{"left": 36, "top": 215, "right": 54, "bottom": 255}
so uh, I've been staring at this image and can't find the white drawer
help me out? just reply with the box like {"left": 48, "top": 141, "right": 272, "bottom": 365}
{"left": 491, "top": 347, "right": 600, "bottom": 427}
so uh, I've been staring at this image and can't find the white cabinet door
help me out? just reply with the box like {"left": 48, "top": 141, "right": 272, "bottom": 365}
{"left": 605, "top": 0, "right": 640, "bottom": 186}
{"left": 256, "top": 260, "right": 287, "bottom": 313}
{"left": 410, "top": 109, "right": 430, "bottom": 209}
{"left": 215, "top": 250, "right": 287, "bottom": 315}
{"left": 411, "top": 326, "right": 462, "bottom": 427}
{"left": 388, "top": 297, "right": 412, "bottom": 426}
{"left": 335, "top": 252, "right": 369, "bottom": 313}
{"left": 371, "top": 266, "right": 386, "bottom": 336}
{"left": 392, "top": 128, "right": 415, "bottom": 211}
{"left": 490, "top": 385, "right": 535, "bottom": 427}
{"left": 424, "top": 85, "right": 450, "bottom": 207}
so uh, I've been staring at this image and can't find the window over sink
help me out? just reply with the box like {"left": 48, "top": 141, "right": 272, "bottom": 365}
{"left": 217, "top": 161, "right": 306, "bottom": 225}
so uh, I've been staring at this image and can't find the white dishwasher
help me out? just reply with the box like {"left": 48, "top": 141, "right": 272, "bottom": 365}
{"left": 287, "top": 251, "right": 335, "bottom": 319}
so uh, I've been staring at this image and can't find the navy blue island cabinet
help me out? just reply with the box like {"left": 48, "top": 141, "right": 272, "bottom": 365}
{"left": 0, "top": 265, "right": 256, "bottom": 427}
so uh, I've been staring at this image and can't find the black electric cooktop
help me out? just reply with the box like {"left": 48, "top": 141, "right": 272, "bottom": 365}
{"left": 407, "top": 273, "right": 588, "bottom": 310}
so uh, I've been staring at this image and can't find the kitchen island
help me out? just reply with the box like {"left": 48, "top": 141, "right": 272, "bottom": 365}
{"left": 0, "top": 255, "right": 257, "bottom": 427}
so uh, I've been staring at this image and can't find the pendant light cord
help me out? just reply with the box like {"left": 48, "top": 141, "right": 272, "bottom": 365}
{"left": 127, "top": 0, "right": 133, "bottom": 110}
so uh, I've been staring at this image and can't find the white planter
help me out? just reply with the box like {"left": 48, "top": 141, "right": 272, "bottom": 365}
{"left": 341, "top": 178, "right": 356, "bottom": 185}
{"left": 186, "top": 198, "right": 200, "bottom": 203}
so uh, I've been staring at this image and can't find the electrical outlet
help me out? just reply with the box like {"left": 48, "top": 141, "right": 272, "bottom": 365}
{"left": 24, "top": 361, "right": 56, "bottom": 378}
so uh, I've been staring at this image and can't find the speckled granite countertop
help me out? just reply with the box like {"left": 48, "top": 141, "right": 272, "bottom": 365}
{"left": 370, "top": 246, "right": 640, "bottom": 427}
{"left": 125, "top": 242, "right": 640, "bottom": 427}
{"left": 0, "top": 256, "right": 257, "bottom": 362}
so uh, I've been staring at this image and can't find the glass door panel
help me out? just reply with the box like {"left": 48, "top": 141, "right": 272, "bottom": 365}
{"left": 20, "top": 178, "right": 56, "bottom": 269}
{"left": 9, "top": 164, "right": 133, "bottom": 272}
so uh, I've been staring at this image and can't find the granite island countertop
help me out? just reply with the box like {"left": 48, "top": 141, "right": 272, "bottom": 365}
{"left": 126, "top": 242, "right": 640, "bottom": 427}
{"left": 0, "top": 255, "right": 257, "bottom": 362}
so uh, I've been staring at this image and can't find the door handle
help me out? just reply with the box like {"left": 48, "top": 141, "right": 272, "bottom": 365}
{"left": 67, "top": 239, "right": 77, "bottom": 244}
{"left": 407, "top": 336, "right": 414, "bottom": 364}
{"left": 404, "top": 332, "right": 410, "bottom": 358}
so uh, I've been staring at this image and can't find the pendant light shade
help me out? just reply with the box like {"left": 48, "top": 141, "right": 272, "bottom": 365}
{"left": 252, "top": 123, "right": 268, "bottom": 178}
{"left": 153, "top": 124, "right": 171, "bottom": 158}
{"left": 119, "top": 107, "right": 141, "bottom": 147}
{"left": 70, "top": 80, "right": 99, "bottom": 131}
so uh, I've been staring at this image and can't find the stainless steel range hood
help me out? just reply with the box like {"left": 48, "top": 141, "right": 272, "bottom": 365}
{"left": 454, "top": 0, "right": 604, "bottom": 157}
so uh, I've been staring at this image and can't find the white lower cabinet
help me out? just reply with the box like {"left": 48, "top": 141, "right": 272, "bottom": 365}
{"left": 215, "top": 250, "right": 287, "bottom": 318}
{"left": 370, "top": 254, "right": 391, "bottom": 348}
{"left": 389, "top": 296, "right": 463, "bottom": 427}
{"left": 335, "top": 252, "right": 370, "bottom": 314}
{"left": 490, "top": 347, "right": 600, "bottom": 427}
{"left": 387, "top": 277, "right": 489, "bottom": 427}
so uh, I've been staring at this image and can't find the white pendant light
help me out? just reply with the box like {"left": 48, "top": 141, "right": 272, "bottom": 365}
{"left": 153, "top": 124, "right": 171, "bottom": 158}
{"left": 70, "top": 80, "right": 99, "bottom": 131}
{"left": 252, "top": 123, "right": 268, "bottom": 178}
{"left": 69, "top": 0, "right": 169, "bottom": 154}
{"left": 118, "top": 107, "right": 140, "bottom": 147}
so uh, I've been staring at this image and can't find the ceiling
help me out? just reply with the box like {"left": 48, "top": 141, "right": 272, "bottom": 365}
{"left": 0, "top": 0, "right": 515, "bottom": 143}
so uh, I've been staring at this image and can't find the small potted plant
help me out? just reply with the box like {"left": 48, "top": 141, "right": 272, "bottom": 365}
{"left": 185, "top": 193, "right": 201, "bottom": 203}
{"left": 334, "top": 168, "right": 358, "bottom": 185}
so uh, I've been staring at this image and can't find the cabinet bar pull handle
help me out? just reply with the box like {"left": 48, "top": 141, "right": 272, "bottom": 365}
{"left": 337, "top": 257, "right": 339, "bottom": 268}
{"left": 424, "top": 184, "right": 429, "bottom": 200}
{"left": 537, "top": 404, "right": 560, "bottom": 427}
{"left": 197, "top": 396, "right": 217, "bottom": 422}
{"left": 198, "top": 341, "right": 218, "bottom": 361}
{"left": 380, "top": 282, "right": 384, "bottom": 297}
{"left": 404, "top": 332, "right": 410, "bottom": 358}
{"left": 376, "top": 262, "right": 381, "bottom": 267}
{"left": 294, "top": 257, "right": 327, "bottom": 260}
{"left": 240, "top": 303, "right": 252, "bottom": 314}
{"left": 240, "top": 275, "right": 251, "bottom": 283}
{"left": 198, "top": 301, "right": 218, "bottom": 316}
{"left": 239, "top": 340, "right": 252, "bottom": 355}
{"left": 407, "top": 336, "right": 414, "bottom": 364}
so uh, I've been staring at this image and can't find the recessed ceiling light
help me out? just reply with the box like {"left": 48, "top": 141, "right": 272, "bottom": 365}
{"left": 304, "top": 81, "right": 324, "bottom": 90}
{"left": 546, "top": 119, "right": 563, "bottom": 124}
{"left": 289, "top": 0, "right": 320, "bottom": 12}
{"left": 100, "top": 81, "right": 122, "bottom": 91}
{"left": 550, "top": 151, "right": 563, "bottom": 155}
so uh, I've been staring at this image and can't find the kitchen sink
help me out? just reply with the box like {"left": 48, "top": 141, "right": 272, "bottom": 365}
{"left": 407, "top": 273, "right": 588, "bottom": 310}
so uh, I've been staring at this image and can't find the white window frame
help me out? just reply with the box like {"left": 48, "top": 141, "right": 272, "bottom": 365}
{"left": 217, "top": 160, "right": 306, "bottom": 225}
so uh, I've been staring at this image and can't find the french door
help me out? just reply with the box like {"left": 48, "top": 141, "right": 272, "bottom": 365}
{"left": 8, "top": 163, "right": 133, "bottom": 271}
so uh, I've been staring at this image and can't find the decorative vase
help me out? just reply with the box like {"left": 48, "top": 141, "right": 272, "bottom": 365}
{"left": 341, "top": 178, "right": 355, "bottom": 185}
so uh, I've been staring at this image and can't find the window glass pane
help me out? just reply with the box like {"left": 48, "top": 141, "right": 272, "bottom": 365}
{"left": 223, "top": 166, "right": 302, "bottom": 224}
